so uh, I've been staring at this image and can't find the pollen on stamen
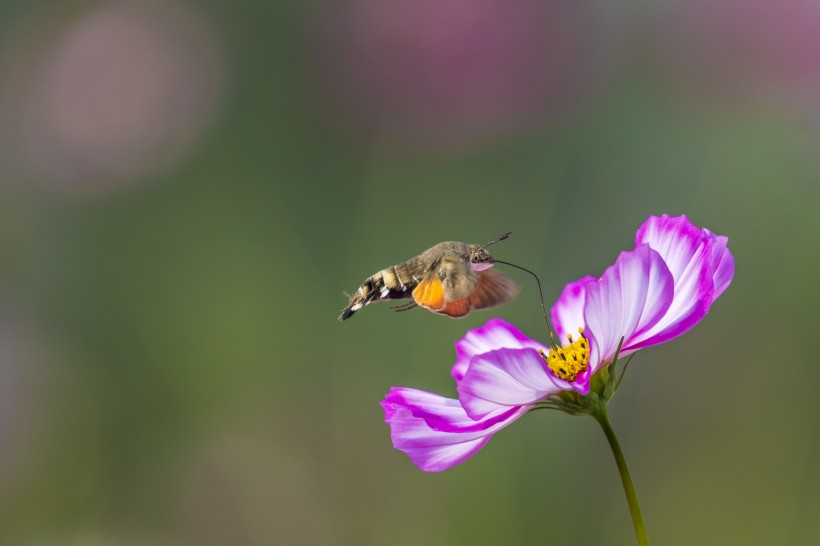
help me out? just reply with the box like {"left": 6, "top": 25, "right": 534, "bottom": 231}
{"left": 539, "top": 327, "right": 590, "bottom": 381}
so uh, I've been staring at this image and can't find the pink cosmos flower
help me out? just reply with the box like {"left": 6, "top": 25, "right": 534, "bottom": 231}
{"left": 382, "top": 215, "right": 734, "bottom": 471}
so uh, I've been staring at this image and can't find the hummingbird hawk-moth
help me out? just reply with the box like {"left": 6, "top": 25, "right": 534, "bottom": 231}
{"left": 339, "top": 232, "right": 519, "bottom": 320}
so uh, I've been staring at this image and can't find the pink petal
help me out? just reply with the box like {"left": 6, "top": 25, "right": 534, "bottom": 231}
{"left": 457, "top": 348, "right": 573, "bottom": 419}
{"left": 583, "top": 245, "right": 675, "bottom": 370}
{"left": 551, "top": 275, "right": 595, "bottom": 341}
{"left": 382, "top": 387, "right": 528, "bottom": 472}
{"left": 387, "top": 435, "right": 493, "bottom": 473}
{"left": 451, "top": 318, "right": 547, "bottom": 383}
{"left": 704, "top": 230, "right": 735, "bottom": 300}
{"left": 629, "top": 215, "right": 716, "bottom": 348}
{"left": 635, "top": 215, "right": 705, "bottom": 279}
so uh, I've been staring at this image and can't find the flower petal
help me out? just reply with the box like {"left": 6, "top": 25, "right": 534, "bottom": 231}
{"left": 704, "top": 230, "right": 735, "bottom": 300}
{"left": 635, "top": 215, "right": 704, "bottom": 278}
{"left": 451, "top": 318, "right": 547, "bottom": 383}
{"left": 457, "top": 348, "right": 573, "bottom": 419}
{"left": 382, "top": 387, "right": 528, "bottom": 472}
{"left": 551, "top": 275, "right": 595, "bottom": 341}
{"left": 583, "top": 245, "right": 675, "bottom": 370}
{"left": 629, "top": 214, "right": 716, "bottom": 349}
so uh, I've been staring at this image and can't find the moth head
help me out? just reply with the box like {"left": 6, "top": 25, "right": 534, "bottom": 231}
{"left": 468, "top": 247, "right": 495, "bottom": 271}
{"left": 468, "top": 231, "right": 511, "bottom": 271}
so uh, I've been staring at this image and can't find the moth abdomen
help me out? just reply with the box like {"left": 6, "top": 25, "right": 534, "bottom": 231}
{"left": 373, "top": 266, "right": 416, "bottom": 301}
{"left": 338, "top": 266, "right": 415, "bottom": 321}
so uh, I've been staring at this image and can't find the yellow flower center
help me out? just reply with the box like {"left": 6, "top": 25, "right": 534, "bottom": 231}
{"left": 539, "top": 328, "right": 589, "bottom": 381}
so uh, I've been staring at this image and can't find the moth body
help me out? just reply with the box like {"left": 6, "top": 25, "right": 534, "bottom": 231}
{"left": 339, "top": 236, "right": 517, "bottom": 320}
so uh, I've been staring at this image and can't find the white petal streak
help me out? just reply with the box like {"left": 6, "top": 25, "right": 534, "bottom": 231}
{"left": 382, "top": 388, "right": 529, "bottom": 472}
{"left": 584, "top": 245, "right": 674, "bottom": 369}
{"left": 451, "top": 318, "right": 546, "bottom": 382}
{"left": 458, "top": 348, "right": 566, "bottom": 419}
{"left": 635, "top": 215, "right": 703, "bottom": 281}
{"left": 551, "top": 276, "right": 594, "bottom": 341}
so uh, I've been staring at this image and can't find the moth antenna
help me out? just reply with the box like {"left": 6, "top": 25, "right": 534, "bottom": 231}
{"left": 481, "top": 231, "right": 512, "bottom": 249}
{"left": 494, "top": 259, "right": 558, "bottom": 349}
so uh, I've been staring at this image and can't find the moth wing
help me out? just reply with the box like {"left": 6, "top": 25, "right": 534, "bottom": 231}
{"left": 435, "top": 297, "right": 472, "bottom": 318}
{"left": 469, "top": 268, "right": 520, "bottom": 310}
{"left": 412, "top": 273, "right": 446, "bottom": 311}
{"left": 438, "top": 256, "right": 479, "bottom": 301}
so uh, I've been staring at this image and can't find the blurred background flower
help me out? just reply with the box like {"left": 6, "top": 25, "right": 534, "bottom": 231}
{"left": 0, "top": 1, "right": 225, "bottom": 193}
{"left": 313, "top": 0, "right": 627, "bottom": 150}
{"left": 650, "top": 0, "right": 820, "bottom": 108}
{"left": 0, "top": 0, "right": 818, "bottom": 545}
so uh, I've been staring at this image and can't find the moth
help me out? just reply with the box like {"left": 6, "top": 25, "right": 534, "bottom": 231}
{"left": 339, "top": 232, "right": 519, "bottom": 320}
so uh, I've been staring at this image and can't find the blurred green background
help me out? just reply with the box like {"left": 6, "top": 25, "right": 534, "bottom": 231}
{"left": 0, "top": 0, "right": 818, "bottom": 544}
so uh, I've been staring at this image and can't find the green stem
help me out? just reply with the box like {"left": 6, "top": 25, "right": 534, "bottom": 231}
{"left": 592, "top": 406, "right": 650, "bottom": 546}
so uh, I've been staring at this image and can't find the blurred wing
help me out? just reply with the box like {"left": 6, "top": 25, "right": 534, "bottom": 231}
{"left": 412, "top": 273, "right": 446, "bottom": 310}
{"left": 435, "top": 298, "right": 472, "bottom": 318}
{"left": 438, "top": 256, "right": 479, "bottom": 301}
{"left": 469, "top": 269, "right": 519, "bottom": 310}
